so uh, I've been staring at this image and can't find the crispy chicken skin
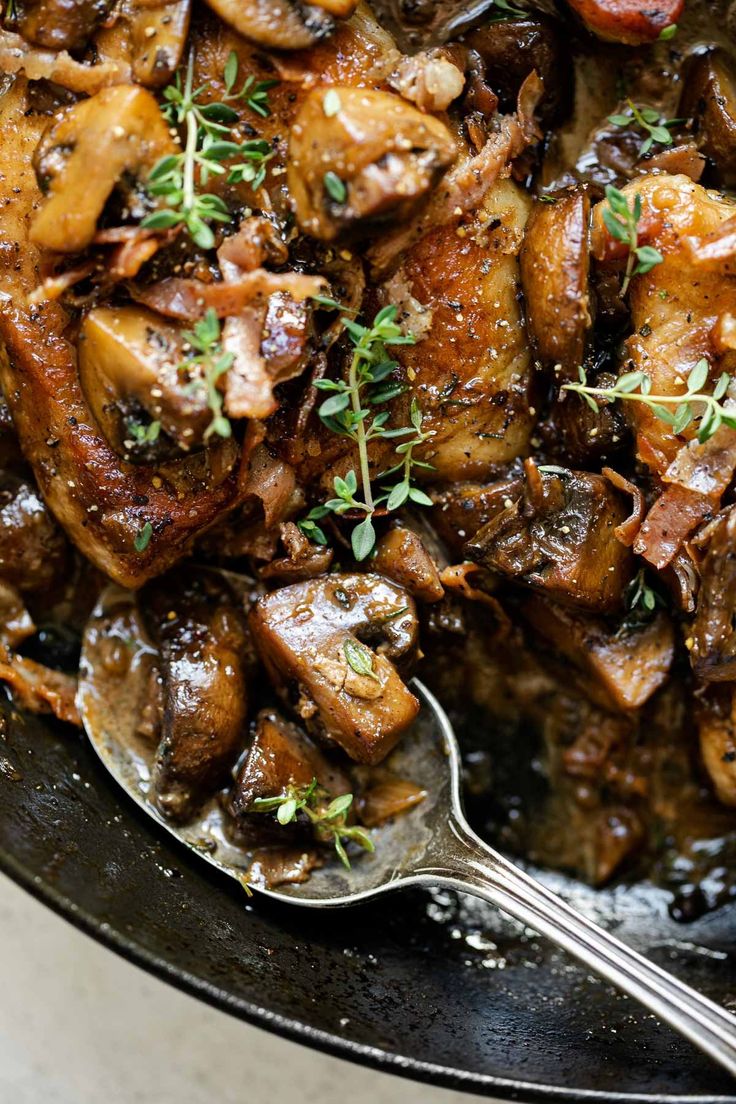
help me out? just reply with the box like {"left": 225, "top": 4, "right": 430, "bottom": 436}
{"left": 0, "top": 80, "right": 253, "bottom": 587}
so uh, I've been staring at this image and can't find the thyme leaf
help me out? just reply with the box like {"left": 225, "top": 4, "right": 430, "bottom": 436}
{"left": 603, "top": 184, "right": 663, "bottom": 296}
{"left": 251, "top": 779, "right": 374, "bottom": 870}
{"left": 179, "top": 308, "right": 234, "bottom": 440}
{"left": 563, "top": 361, "right": 736, "bottom": 444}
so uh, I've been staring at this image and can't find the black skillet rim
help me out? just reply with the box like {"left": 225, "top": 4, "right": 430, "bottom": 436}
{"left": 2, "top": 843, "right": 735, "bottom": 1104}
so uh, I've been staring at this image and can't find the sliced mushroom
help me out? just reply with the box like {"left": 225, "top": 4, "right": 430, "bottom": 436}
{"left": 230, "top": 709, "right": 350, "bottom": 817}
{"left": 31, "top": 84, "right": 176, "bottom": 253}
{"left": 202, "top": 0, "right": 335, "bottom": 49}
{"left": 679, "top": 49, "right": 736, "bottom": 188}
{"left": 519, "top": 594, "right": 674, "bottom": 712}
{"left": 466, "top": 461, "right": 635, "bottom": 612}
{"left": 141, "top": 567, "right": 250, "bottom": 822}
{"left": 6, "top": 0, "right": 116, "bottom": 51}
{"left": 372, "top": 525, "right": 444, "bottom": 602}
{"left": 691, "top": 506, "right": 736, "bottom": 683}
{"left": 0, "top": 473, "right": 68, "bottom": 594}
{"left": 565, "top": 0, "right": 682, "bottom": 45}
{"left": 250, "top": 573, "right": 419, "bottom": 763}
{"left": 78, "top": 306, "right": 210, "bottom": 454}
{"left": 465, "top": 16, "right": 572, "bottom": 127}
{"left": 288, "top": 86, "right": 456, "bottom": 241}
{"left": 520, "top": 189, "right": 591, "bottom": 376}
{"left": 95, "top": 0, "right": 191, "bottom": 88}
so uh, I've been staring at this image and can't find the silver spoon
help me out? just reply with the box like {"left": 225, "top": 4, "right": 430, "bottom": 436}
{"left": 79, "top": 586, "right": 736, "bottom": 1079}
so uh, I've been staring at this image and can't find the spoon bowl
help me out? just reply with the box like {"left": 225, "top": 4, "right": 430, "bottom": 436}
{"left": 79, "top": 584, "right": 736, "bottom": 1077}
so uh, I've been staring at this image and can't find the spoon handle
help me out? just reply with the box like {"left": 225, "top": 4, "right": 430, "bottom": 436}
{"left": 429, "top": 816, "right": 736, "bottom": 1079}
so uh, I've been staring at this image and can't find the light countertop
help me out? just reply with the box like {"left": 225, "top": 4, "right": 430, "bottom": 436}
{"left": 1, "top": 873, "right": 502, "bottom": 1104}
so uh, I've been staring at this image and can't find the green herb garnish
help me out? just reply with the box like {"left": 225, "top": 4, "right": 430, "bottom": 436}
{"left": 324, "top": 171, "right": 347, "bottom": 204}
{"left": 134, "top": 521, "right": 153, "bottom": 552}
{"left": 127, "top": 418, "right": 161, "bottom": 446}
{"left": 251, "top": 779, "right": 374, "bottom": 869}
{"left": 297, "top": 304, "right": 433, "bottom": 560}
{"left": 602, "top": 185, "right": 663, "bottom": 296}
{"left": 143, "top": 55, "right": 274, "bottom": 249}
{"left": 179, "top": 308, "right": 234, "bottom": 440}
{"left": 563, "top": 360, "right": 736, "bottom": 444}
{"left": 222, "top": 50, "right": 279, "bottom": 118}
{"left": 343, "top": 638, "right": 380, "bottom": 683}
{"left": 608, "top": 100, "right": 682, "bottom": 157}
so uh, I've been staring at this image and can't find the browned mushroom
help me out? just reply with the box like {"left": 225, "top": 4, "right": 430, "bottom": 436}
{"left": 696, "top": 686, "right": 736, "bottom": 807}
{"left": 520, "top": 189, "right": 592, "bottom": 376}
{"left": 31, "top": 84, "right": 176, "bottom": 253}
{"left": 519, "top": 594, "right": 675, "bottom": 712}
{"left": 94, "top": 0, "right": 191, "bottom": 89}
{"left": 141, "top": 567, "right": 250, "bottom": 822}
{"left": 288, "top": 87, "right": 456, "bottom": 241}
{"left": 0, "top": 473, "right": 68, "bottom": 594}
{"left": 466, "top": 461, "right": 635, "bottom": 612}
{"left": 465, "top": 16, "right": 572, "bottom": 127}
{"left": 202, "top": 0, "right": 335, "bottom": 49}
{"left": 250, "top": 573, "right": 419, "bottom": 763}
{"left": 231, "top": 709, "right": 350, "bottom": 817}
{"left": 372, "top": 525, "right": 444, "bottom": 602}
{"left": 680, "top": 49, "right": 736, "bottom": 188}
{"left": 78, "top": 306, "right": 210, "bottom": 454}
{"left": 6, "top": 0, "right": 116, "bottom": 51}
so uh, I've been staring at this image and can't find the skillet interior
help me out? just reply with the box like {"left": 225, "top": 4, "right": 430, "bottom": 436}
{"left": 2, "top": 701, "right": 735, "bottom": 1102}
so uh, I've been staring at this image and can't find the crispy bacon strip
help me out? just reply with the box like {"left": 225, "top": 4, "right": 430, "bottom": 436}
{"left": 130, "top": 271, "right": 326, "bottom": 321}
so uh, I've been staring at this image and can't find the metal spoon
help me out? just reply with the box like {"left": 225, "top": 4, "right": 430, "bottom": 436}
{"left": 79, "top": 587, "right": 736, "bottom": 1079}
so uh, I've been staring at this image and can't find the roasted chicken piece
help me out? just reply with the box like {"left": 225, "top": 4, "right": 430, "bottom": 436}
{"left": 250, "top": 573, "right": 419, "bottom": 763}
{"left": 231, "top": 709, "right": 350, "bottom": 816}
{"left": 142, "top": 567, "right": 249, "bottom": 822}
{"left": 389, "top": 178, "right": 534, "bottom": 482}
{"left": 467, "top": 462, "right": 634, "bottom": 612}
{"left": 0, "top": 79, "right": 253, "bottom": 587}
{"left": 592, "top": 174, "right": 736, "bottom": 570}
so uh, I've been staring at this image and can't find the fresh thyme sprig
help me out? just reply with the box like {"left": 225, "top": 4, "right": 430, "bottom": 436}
{"left": 563, "top": 360, "right": 736, "bottom": 444}
{"left": 179, "top": 308, "right": 233, "bottom": 440}
{"left": 608, "top": 100, "right": 682, "bottom": 156}
{"left": 602, "top": 185, "right": 663, "bottom": 296}
{"left": 251, "top": 779, "right": 374, "bottom": 870}
{"left": 223, "top": 50, "right": 279, "bottom": 118}
{"left": 142, "top": 54, "right": 274, "bottom": 249}
{"left": 126, "top": 418, "right": 161, "bottom": 447}
{"left": 298, "top": 304, "right": 432, "bottom": 561}
{"left": 488, "top": 0, "right": 527, "bottom": 19}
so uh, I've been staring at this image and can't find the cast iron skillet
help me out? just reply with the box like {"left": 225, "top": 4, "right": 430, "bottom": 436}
{"left": 1, "top": 701, "right": 736, "bottom": 1101}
